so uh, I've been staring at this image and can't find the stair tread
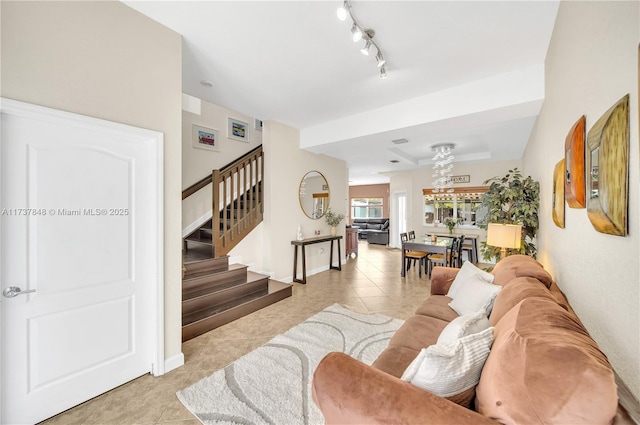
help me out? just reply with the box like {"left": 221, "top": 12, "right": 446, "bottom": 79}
{"left": 183, "top": 270, "right": 268, "bottom": 300}
{"left": 183, "top": 255, "right": 228, "bottom": 268}
{"left": 183, "top": 262, "right": 246, "bottom": 282}
{"left": 182, "top": 280, "right": 291, "bottom": 325}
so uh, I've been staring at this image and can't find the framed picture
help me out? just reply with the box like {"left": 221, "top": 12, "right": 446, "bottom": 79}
{"left": 254, "top": 118, "right": 263, "bottom": 131}
{"left": 586, "top": 94, "right": 629, "bottom": 236}
{"left": 451, "top": 175, "right": 470, "bottom": 184}
{"left": 552, "top": 159, "right": 565, "bottom": 228}
{"left": 228, "top": 117, "right": 250, "bottom": 142}
{"left": 192, "top": 125, "right": 220, "bottom": 151}
{"left": 564, "top": 115, "right": 586, "bottom": 208}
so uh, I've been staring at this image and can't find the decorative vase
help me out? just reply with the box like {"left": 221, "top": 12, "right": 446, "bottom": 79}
{"left": 296, "top": 225, "right": 303, "bottom": 241}
{"left": 330, "top": 226, "right": 337, "bottom": 236}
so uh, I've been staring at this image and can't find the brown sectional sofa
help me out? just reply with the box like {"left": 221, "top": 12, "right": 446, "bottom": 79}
{"left": 312, "top": 255, "right": 634, "bottom": 424}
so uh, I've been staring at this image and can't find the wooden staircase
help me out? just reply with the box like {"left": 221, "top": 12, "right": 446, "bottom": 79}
{"left": 182, "top": 146, "right": 292, "bottom": 342}
{"left": 182, "top": 256, "right": 292, "bottom": 342}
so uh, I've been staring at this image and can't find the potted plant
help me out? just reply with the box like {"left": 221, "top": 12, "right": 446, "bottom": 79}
{"left": 324, "top": 208, "right": 345, "bottom": 236}
{"left": 477, "top": 168, "right": 540, "bottom": 262}
{"left": 444, "top": 217, "right": 457, "bottom": 234}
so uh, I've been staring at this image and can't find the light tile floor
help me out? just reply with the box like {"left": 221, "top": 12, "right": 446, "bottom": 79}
{"left": 40, "top": 241, "right": 433, "bottom": 425}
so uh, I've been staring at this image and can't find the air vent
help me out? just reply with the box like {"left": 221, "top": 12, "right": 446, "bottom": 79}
{"left": 390, "top": 159, "right": 400, "bottom": 163}
{"left": 392, "top": 138, "right": 408, "bottom": 144}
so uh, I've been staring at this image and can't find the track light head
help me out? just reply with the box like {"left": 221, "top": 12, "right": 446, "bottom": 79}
{"left": 360, "top": 39, "right": 372, "bottom": 55}
{"left": 337, "top": 1, "right": 348, "bottom": 21}
{"left": 379, "top": 65, "right": 388, "bottom": 79}
{"left": 351, "top": 24, "right": 362, "bottom": 42}
{"left": 375, "top": 51, "right": 386, "bottom": 67}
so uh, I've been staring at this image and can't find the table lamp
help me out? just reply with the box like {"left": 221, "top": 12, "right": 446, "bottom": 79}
{"left": 487, "top": 223, "right": 522, "bottom": 260}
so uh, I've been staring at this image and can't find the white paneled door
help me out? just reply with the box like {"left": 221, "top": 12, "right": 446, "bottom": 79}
{"left": 0, "top": 99, "right": 164, "bottom": 424}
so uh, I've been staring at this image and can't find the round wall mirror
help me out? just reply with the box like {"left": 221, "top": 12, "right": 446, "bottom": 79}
{"left": 299, "top": 171, "right": 330, "bottom": 219}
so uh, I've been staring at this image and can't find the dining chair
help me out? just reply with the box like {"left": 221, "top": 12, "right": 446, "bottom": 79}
{"left": 427, "top": 236, "right": 462, "bottom": 278}
{"left": 449, "top": 235, "right": 466, "bottom": 268}
{"left": 408, "top": 230, "right": 416, "bottom": 240}
{"left": 400, "top": 232, "right": 429, "bottom": 278}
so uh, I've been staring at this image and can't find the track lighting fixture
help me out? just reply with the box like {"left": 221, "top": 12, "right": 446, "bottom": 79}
{"left": 337, "top": 1, "right": 348, "bottom": 21}
{"left": 337, "top": 0, "right": 389, "bottom": 79}
{"left": 351, "top": 23, "right": 362, "bottom": 42}
{"left": 360, "top": 39, "right": 372, "bottom": 55}
{"left": 379, "top": 65, "right": 388, "bottom": 79}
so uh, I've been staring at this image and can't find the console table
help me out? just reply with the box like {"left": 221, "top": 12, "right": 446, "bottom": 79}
{"left": 291, "top": 235, "right": 342, "bottom": 284}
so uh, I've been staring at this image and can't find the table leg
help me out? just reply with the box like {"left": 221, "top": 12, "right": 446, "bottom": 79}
{"left": 472, "top": 239, "right": 478, "bottom": 263}
{"left": 329, "top": 239, "right": 341, "bottom": 271}
{"left": 401, "top": 247, "right": 406, "bottom": 277}
{"left": 301, "top": 245, "right": 307, "bottom": 284}
{"left": 293, "top": 244, "right": 298, "bottom": 281}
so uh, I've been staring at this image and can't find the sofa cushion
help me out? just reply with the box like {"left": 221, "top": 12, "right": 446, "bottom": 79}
{"left": 401, "top": 327, "right": 494, "bottom": 406}
{"left": 447, "top": 261, "right": 494, "bottom": 299}
{"left": 489, "top": 276, "right": 557, "bottom": 326}
{"left": 368, "top": 223, "right": 382, "bottom": 230}
{"left": 373, "top": 314, "right": 449, "bottom": 377}
{"left": 381, "top": 220, "right": 389, "bottom": 230}
{"left": 414, "top": 295, "right": 459, "bottom": 322}
{"left": 491, "top": 254, "right": 553, "bottom": 288}
{"left": 448, "top": 276, "right": 501, "bottom": 316}
{"left": 476, "top": 298, "right": 617, "bottom": 424}
{"left": 437, "top": 310, "right": 491, "bottom": 346}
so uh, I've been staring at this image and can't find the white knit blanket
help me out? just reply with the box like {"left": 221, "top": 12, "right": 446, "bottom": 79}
{"left": 177, "top": 303, "right": 404, "bottom": 425}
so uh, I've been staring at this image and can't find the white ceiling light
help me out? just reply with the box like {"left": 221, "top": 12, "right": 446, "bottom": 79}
{"left": 351, "top": 23, "right": 362, "bottom": 42}
{"left": 336, "top": 1, "right": 348, "bottom": 21}
{"left": 379, "top": 65, "right": 388, "bottom": 79}
{"left": 339, "top": 0, "right": 388, "bottom": 78}
{"left": 360, "top": 39, "right": 372, "bottom": 55}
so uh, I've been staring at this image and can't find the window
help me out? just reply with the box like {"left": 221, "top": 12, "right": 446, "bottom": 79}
{"left": 351, "top": 197, "right": 383, "bottom": 219}
{"left": 422, "top": 187, "right": 488, "bottom": 227}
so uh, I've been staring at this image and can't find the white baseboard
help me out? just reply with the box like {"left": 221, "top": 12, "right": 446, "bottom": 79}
{"left": 164, "top": 352, "right": 185, "bottom": 374}
{"left": 182, "top": 210, "right": 212, "bottom": 238}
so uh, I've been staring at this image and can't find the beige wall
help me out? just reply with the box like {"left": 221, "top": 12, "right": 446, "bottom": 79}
{"left": 182, "top": 98, "right": 263, "bottom": 231}
{"left": 258, "top": 120, "right": 348, "bottom": 281}
{"left": 523, "top": 1, "right": 640, "bottom": 398}
{"left": 348, "top": 184, "right": 390, "bottom": 222}
{"left": 1, "top": 1, "right": 183, "bottom": 363}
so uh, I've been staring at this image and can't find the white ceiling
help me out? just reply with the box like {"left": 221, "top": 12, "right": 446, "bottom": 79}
{"left": 123, "top": 1, "right": 559, "bottom": 185}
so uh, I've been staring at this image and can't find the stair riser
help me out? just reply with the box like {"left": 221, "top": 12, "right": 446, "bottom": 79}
{"left": 184, "top": 256, "right": 229, "bottom": 276}
{"left": 183, "top": 267, "right": 248, "bottom": 294}
{"left": 182, "top": 286, "right": 292, "bottom": 342}
{"left": 182, "top": 278, "right": 269, "bottom": 316}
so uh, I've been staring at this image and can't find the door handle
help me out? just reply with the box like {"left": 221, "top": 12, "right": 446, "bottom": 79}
{"left": 2, "top": 286, "right": 36, "bottom": 298}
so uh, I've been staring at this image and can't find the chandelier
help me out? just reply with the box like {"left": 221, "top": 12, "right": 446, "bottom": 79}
{"left": 431, "top": 143, "right": 455, "bottom": 193}
{"left": 336, "top": 1, "right": 388, "bottom": 79}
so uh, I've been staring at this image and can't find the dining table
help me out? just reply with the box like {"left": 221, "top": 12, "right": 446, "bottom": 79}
{"left": 427, "top": 231, "right": 480, "bottom": 263}
{"left": 401, "top": 236, "right": 454, "bottom": 277}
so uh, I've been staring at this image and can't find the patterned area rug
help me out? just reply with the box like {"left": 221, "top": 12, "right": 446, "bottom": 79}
{"left": 177, "top": 304, "right": 404, "bottom": 425}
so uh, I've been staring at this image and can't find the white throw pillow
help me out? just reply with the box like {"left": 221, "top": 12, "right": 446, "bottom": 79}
{"left": 448, "top": 276, "right": 501, "bottom": 316}
{"left": 447, "top": 261, "right": 494, "bottom": 299}
{"left": 437, "top": 310, "right": 491, "bottom": 346}
{"left": 401, "top": 327, "right": 494, "bottom": 397}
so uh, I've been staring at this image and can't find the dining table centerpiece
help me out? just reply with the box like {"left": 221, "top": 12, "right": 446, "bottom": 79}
{"left": 445, "top": 217, "right": 458, "bottom": 234}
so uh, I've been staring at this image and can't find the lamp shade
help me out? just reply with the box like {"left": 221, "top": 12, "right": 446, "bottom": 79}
{"left": 487, "top": 223, "right": 522, "bottom": 250}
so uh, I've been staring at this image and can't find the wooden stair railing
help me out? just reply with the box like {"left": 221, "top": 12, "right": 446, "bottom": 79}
{"left": 182, "top": 145, "right": 264, "bottom": 258}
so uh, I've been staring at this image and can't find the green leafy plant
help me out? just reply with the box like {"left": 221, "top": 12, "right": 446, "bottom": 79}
{"left": 445, "top": 217, "right": 457, "bottom": 233}
{"left": 477, "top": 168, "right": 540, "bottom": 262}
{"left": 324, "top": 208, "right": 345, "bottom": 227}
